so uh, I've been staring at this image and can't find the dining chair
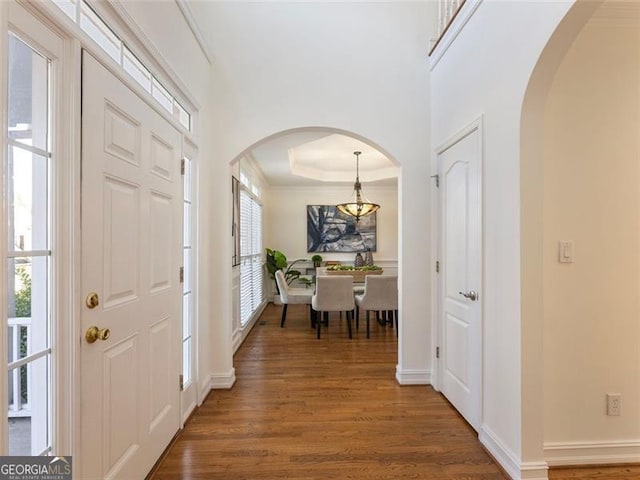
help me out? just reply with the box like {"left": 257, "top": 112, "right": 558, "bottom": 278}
{"left": 354, "top": 275, "right": 398, "bottom": 338}
{"left": 311, "top": 275, "right": 355, "bottom": 339}
{"left": 275, "top": 270, "right": 313, "bottom": 328}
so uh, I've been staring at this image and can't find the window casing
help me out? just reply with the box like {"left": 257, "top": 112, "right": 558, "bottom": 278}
{"left": 6, "top": 32, "right": 53, "bottom": 456}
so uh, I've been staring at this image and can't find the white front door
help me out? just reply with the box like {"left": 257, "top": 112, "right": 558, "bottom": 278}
{"left": 438, "top": 120, "right": 482, "bottom": 431}
{"left": 80, "top": 52, "right": 182, "bottom": 479}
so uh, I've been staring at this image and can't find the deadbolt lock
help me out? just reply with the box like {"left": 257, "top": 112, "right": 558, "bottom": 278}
{"left": 86, "top": 292, "right": 99, "bottom": 309}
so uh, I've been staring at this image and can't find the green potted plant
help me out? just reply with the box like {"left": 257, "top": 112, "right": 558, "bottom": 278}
{"left": 265, "top": 248, "right": 306, "bottom": 293}
{"left": 311, "top": 254, "right": 323, "bottom": 268}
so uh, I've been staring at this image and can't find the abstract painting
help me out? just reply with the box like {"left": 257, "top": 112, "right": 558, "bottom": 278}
{"left": 307, "top": 205, "right": 377, "bottom": 253}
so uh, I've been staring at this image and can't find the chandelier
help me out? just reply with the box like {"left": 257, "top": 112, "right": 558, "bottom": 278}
{"left": 336, "top": 151, "right": 380, "bottom": 223}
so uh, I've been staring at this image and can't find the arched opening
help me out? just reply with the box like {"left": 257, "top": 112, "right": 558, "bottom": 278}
{"left": 522, "top": 0, "right": 639, "bottom": 467}
{"left": 229, "top": 126, "right": 403, "bottom": 366}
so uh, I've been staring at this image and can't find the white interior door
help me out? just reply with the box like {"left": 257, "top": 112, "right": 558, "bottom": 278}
{"left": 438, "top": 121, "right": 482, "bottom": 431}
{"left": 80, "top": 52, "right": 182, "bottom": 479}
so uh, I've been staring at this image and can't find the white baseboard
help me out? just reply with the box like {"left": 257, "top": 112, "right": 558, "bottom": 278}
{"left": 199, "top": 376, "right": 212, "bottom": 403}
{"left": 395, "top": 366, "right": 432, "bottom": 385}
{"left": 480, "top": 426, "right": 548, "bottom": 480}
{"left": 209, "top": 369, "right": 236, "bottom": 389}
{"left": 544, "top": 440, "right": 640, "bottom": 466}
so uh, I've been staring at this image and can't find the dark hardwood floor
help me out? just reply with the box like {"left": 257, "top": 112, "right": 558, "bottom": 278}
{"left": 150, "top": 303, "right": 640, "bottom": 480}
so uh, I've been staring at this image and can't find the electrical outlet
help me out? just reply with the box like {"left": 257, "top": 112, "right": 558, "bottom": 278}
{"left": 607, "top": 393, "right": 621, "bottom": 416}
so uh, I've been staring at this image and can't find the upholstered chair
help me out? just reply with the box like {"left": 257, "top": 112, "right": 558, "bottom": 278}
{"left": 311, "top": 276, "right": 355, "bottom": 339}
{"left": 275, "top": 270, "right": 313, "bottom": 328}
{"left": 354, "top": 275, "right": 398, "bottom": 338}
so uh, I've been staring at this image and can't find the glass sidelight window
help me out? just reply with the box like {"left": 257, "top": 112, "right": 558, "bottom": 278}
{"left": 6, "top": 33, "right": 53, "bottom": 456}
{"left": 182, "top": 158, "right": 193, "bottom": 388}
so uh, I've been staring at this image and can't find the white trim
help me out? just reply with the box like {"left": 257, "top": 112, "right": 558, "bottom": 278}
{"left": 209, "top": 369, "right": 237, "bottom": 390}
{"left": 544, "top": 440, "right": 640, "bottom": 466}
{"left": 480, "top": 425, "right": 549, "bottom": 480}
{"left": 175, "top": 0, "right": 214, "bottom": 65}
{"left": 429, "top": 0, "right": 483, "bottom": 70}
{"left": 0, "top": 0, "right": 9, "bottom": 455}
{"left": 395, "top": 366, "right": 432, "bottom": 385}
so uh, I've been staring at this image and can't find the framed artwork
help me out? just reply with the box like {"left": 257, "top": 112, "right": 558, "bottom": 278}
{"left": 307, "top": 205, "right": 377, "bottom": 253}
{"left": 232, "top": 176, "right": 240, "bottom": 266}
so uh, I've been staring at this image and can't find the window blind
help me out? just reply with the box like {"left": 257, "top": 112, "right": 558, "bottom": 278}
{"left": 239, "top": 189, "right": 263, "bottom": 326}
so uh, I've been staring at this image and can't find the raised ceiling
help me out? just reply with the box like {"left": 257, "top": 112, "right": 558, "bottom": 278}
{"left": 249, "top": 132, "right": 398, "bottom": 187}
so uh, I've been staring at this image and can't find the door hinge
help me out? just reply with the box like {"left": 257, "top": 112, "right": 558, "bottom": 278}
{"left": 179, "top": 266, "right": 184, "bottom": 283}
{"left": 436, "top": 261, "right": 440, "bottom": 273}
{"left": 436, "top": 346, "right": 440, "bottom": 359}
{"left": 431, "top": 174, "right": 439, "bottom": 188}
{"left": 179, "top": 374, "right": 184, "bottom": 391}
{"left": 181, "top": 158, "right": 185, "bottom": 176}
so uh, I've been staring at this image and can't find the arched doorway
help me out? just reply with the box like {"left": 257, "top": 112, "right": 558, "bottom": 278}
{"left": 522, "top": 0, "right": 639, "bottom": 468}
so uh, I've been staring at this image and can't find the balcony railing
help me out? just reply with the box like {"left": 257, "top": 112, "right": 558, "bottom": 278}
{"left": 431, "top": 0, "right": 467, "bottom": 55}
{"left": 8, "top": 317, "right": 31, "bottom": 418}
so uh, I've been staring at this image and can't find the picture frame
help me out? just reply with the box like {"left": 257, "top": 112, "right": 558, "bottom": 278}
{"left": 307, "top": 205, "right": 377, "bottom": 253}
{"left": 232, "top": 176, "right": 241, "bottom": 266}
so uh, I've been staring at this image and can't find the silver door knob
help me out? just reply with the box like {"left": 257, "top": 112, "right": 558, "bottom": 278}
{"left": 458, "top": 290, "right": 478, "bottom": 301}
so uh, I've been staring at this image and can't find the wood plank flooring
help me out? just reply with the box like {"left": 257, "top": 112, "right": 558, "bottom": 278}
{"left": 150, "top": 303, "right": 640, "bottom": 480}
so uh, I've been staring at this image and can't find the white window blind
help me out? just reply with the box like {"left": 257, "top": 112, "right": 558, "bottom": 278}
{"left": 240, "top": 189, "right": 263, "bottom": 326}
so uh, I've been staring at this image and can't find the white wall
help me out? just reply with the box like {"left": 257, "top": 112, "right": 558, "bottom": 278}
{"left": 264, "top": 185, "right": 398, "bottom": 264}
{"left": 542, "top": 15, "right": 640, "bottom": 458}
{"left": 430, "top": 1, "right": 582, "bottom": 477}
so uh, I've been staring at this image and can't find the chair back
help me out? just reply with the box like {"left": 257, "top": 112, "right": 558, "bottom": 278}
{"left": 275, "top": 270, "right": 289, "bottom": 303}
{"left": 312, "top": 275, "right": 355, "bottom": 312}
{"left": 360, "top": 275, "right": 398, "bottom": 311}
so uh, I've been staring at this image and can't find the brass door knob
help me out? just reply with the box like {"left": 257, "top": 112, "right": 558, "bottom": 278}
{"left": 86, "top": 292, "right": 99, "bottom": 309}
{"left": 85, "top": 326, "right": 111, "bottom": 344}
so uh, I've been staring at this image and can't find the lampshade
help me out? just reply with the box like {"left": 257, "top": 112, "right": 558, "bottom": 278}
{"left": 336, "top": 151, "right": 380, "bottom": 223}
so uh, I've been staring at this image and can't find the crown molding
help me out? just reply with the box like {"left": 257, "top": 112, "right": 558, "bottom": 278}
{"left": 175, "top": 0, "right": 214, "bottom": 65}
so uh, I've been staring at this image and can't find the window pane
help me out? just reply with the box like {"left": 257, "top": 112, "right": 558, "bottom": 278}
{"left": 183, "top": 248, "right": 191, "bottom": 294}
{"left": 152, "top": 78, "right": 172, "bottom": 113}
{"left": 8, "top": 35, "right": 49, "bottom": 152}
{"left": 182, "top": 338, "right": 191, "bottom": 385}
{"left": 80, "top": 3, "right": 121, "bottom": 63}
{"left": 8, "top": 257, "right": 49, "bottom": 353}
{"left": 183, "top": 158, "right": 191, "bottom": 202}
{"left": 8, "top": 354, "right": 50, "bottom": 455}
{"left": 123, "top": 46, "right": 151, "bottom": 92}
{"left": 176, "top": 102, "right": 191, "bottom": 131}
{"left": 183, "top": 203, "right": 191, "bottom": 247}
{"left": 8, "top": 146, "right": 49, "bottom": 253}
{"left": 182, "top": 292, "right": 191, "bottom": 340}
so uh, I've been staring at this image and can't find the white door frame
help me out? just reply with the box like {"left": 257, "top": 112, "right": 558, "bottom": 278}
{"left": 432, "top": 116, "right": 484, "bottom": 424}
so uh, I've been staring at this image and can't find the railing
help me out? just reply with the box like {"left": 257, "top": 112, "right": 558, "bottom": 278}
{"left": 431, "top": 0, "right": 467, "bottom": 55}
{"left": 8, "top": 317, "right": 31, "bottom": 418}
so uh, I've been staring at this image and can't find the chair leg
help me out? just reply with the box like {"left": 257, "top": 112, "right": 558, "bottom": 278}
{"left": 280, "top": 304, "right": 288, "bottom": 328}
{"left": 310, "top": 307, "right": 316, "bottom": 328}
{"left": 366, "top": 310, "right": 370, "bottom": 339}
{"left": 317, "top": 311, "right": 322, "bottom": 339}
{"left": 395, "top": 309, "right": 398, "bottom": 337}
{"left": 355, "top": 306, "right": 360, "bottom": 330}
{"left": 323, "top": 311, "right": 329, "bottom": 326}
{"left": 346, "top": 311, "right": 353, "bottom": 339}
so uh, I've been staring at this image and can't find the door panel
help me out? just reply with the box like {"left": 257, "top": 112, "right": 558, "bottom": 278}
{"left": 438, "top": 122, "right": 482, "bottom": 431}
{"left": 81, "top": 51, "right": 182, "bottom": 479}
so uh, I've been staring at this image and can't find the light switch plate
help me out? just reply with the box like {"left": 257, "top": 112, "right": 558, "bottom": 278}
{"left": 558, "top": 241, "right": 573, "bottom": 263}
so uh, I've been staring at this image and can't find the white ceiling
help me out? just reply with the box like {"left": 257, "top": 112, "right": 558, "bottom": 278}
{"left": 181, "top": 1, "right": 436, "bottom": 188}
